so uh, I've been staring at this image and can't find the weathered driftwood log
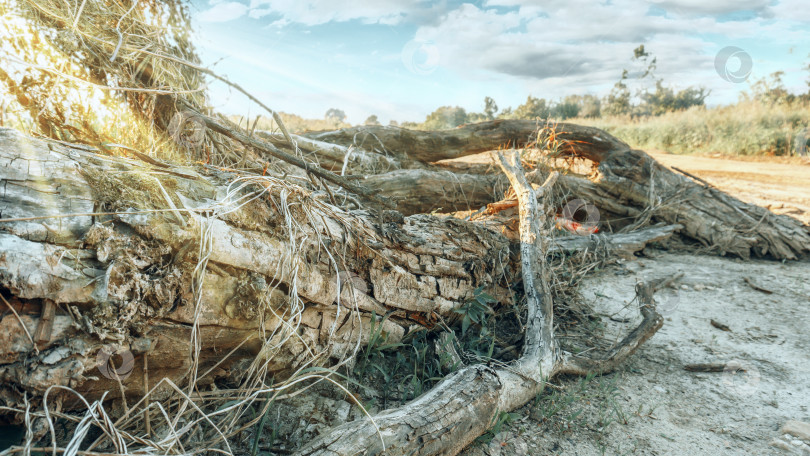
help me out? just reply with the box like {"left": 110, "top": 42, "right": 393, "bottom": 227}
{"left": 293, "top": 152, "right": 666, "bottom": 456}
{"left": 302, "top": 120, "right": 626, "bottom": 164}
{"left": 0, "top": 118, "right": 804, "bottom": 454}
{"left": 0, "top": 127, "right": 514, "bottom": 413}
{"left": 298, "top": 121, "right": 810, "bottom": 259}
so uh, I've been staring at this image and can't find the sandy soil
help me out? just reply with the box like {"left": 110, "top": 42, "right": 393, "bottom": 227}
{"left": 463, "top": 252, "right": 810, "bottom": 455}
{"left": 460, "top": 152, "right": 810, "bottom": 456}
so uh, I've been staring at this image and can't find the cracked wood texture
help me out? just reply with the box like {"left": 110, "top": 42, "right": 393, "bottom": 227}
{"left": 0, "top": 127, "right": 513, "bottom": 411}
{"left": 292, "top": 152, "right": 667, "bottom": 456}
{"left": 293, "top": 121, "right": 810, "bottom": 259}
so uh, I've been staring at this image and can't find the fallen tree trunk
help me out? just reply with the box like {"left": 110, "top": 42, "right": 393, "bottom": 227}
{"left": 0, "top": 117, "right": 805, "bottom": 455}
{"left": 0, "top": 127, "right": 522, "bottom": 410}
{"left": 294, "top": 152, "right": 666, "bottom": 456}
{"left": 302, "top": 120, "right": 628, "bottom": 164}
{"left": 296, "top": 121, "right": 810, "bottom": 259}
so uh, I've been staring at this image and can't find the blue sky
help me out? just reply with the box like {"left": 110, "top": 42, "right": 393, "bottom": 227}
{"left": 188, "top": 0, "right": 810, "bottom": 125}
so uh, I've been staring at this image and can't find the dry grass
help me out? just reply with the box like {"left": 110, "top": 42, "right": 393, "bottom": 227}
{"left": 230, "top": 113, "right": 351, "bottom": 135}
{"left": 575, "top": 99, "right": 810, "bottom": 157}
{"left": 0, "top": 0, "right": 220, "bottom": 164}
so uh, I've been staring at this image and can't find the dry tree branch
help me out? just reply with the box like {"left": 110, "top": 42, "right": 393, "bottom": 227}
{"left": 177, "top": 102, "right": 396, "bottom": 209}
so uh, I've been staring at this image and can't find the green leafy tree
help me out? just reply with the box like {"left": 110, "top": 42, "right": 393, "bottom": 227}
{"left": 364, "top": 114, "right": 381, "bottom": 126}
{"left": 602, "top": 71, "right": 632, "bottom": 116}
{"left": 550, "top": 96, "right": 581, "bottom": 119}
{"left": 512, "top": 95, "right": 549, "bottom": 120}
{"left": 603, "top": 45, "right": 655, "bottom": 116}
{"left": 484, "top": 96, "right": 498, "bottom": 120}
{"left": 325, "top": 108, "right": 347, "bottom": 125}
{"left": 633, "top": 44, "right": 657, "bottom": 80}
{"left": 605, "top": 45, "right": 708, "bottom": 116}
{"left": 640, "top": 81, "right": 709, "bottom": 115}
{"left": 566, "top": 94, "right": 601, "bottom": 118}
{"left": 421, "top": 106, "right": 468, "bottom": 130}
{"left": 747, "top": 71, "right": 794, "bottom": 105}
{"left": 466, "top": 112, "right": 487, "bottom": 123}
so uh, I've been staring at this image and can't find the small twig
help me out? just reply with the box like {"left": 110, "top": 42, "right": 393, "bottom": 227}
{"left": 110, "top": 0, "right": 139, "bottom": 63}
{"left": 672, "top": 166, "right": 714, "bottom": 188}
{"left": 684, "top": 363, "right": 736, "bottom": 373}
{"left": 743, "top": 276, "right": 774, "bottom": 294}
{"left": 144, "top": 352, "right": 151, "bottom": 438}
{"left": 152, "top": 177, "right": 186, "bottom": 226}
{"left": 71, "top": 0, "right": 88, "bottom": 29}
{"left": 4, "top": 447, "right": 125, "bottom": 456}
{"left": 710, "top": 319, "right": 731, "bottom": 332}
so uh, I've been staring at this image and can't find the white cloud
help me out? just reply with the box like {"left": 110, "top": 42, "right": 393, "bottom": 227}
{"left": 197, "top": 1, "right": 249, "bottom": 23}
{"left": 770, "top": 0, "right": 810, "bottom": 22}
{"left": 410, "top": 0, "right": 794, "bottom": 100}
{"left": 193, "top": 0, "right": 809, "bottom": 119}
{"left": 245, "top": 0, "right": 433, "bottom": 26}
{"left": 646, "top": 0, "right": 771, "bottom": 16}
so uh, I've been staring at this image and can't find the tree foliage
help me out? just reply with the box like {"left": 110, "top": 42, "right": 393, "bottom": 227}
{"left": 421, "top": 105, "right": 468, "bottom": 130}
{"left": 325, "top": 108, "right": 347, "bottom": 124}
{"left": 484, "top": 96, "right": 498, "bottom": 120}
{"left": 602, "top": 45, "right": 708, "bottom": 117}
{"left": 745, "top": 71, "right": 796, "bottom": 105}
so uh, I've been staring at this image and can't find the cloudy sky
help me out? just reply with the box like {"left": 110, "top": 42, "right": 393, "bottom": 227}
{"left": 188, "top": 0, "right": 809, "bottom": 124}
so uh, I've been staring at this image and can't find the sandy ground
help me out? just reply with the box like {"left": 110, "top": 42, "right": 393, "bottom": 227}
{"left": 463, "top": 253, "right": 810, "bottom": 456}
{"left": 461, "top": 153, "right": 810, "bottom": 455}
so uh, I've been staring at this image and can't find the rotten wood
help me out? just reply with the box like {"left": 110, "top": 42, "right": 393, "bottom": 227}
{"left": 32, "top": 300, "right": 55, "bottom": 346}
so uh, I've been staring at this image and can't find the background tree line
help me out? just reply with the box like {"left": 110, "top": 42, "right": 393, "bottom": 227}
{"left": 350, "top": 45, "right": 810, "bottom": 136}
